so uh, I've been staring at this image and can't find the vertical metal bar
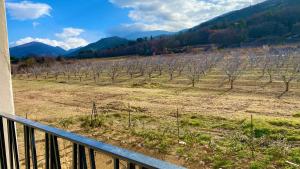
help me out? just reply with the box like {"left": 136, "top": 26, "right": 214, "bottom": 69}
{"left": 49, "top": 135, "right": 54, "bottom": 169}
{"left": 24, "top": 126, "right": 30, "bottom": 169}
{"left": 53, "top": 136, "right": 61, "bottom": 169}
{"left": 78, "top": 145, "right": 87, "bottom": 169}
{"left": 45, "top": 134, "right": 49, "bottom": 169}
{"left": 29, "top": 128, "right": 38, "bottom": 169}
{"left": 7, "top": 121, "right": 14, "bottom": 169}
{"left": 113, "top": 158, "right": 119, "bottom": 169}
{"left": 128, "top": 162, "right": 135, "bottom": 169}
{"left": 72, "top": 143, "right": 78, "bottom": 169}
{"left": 89, "top": 149, "right": 96, "bottom": 169}
{"left": 0, "top": 117, "right": 8, "bottom": 169}
{"left": 10, "top": 121, "right": 20, "bottom": 169}
{"left": 78, "top": 145, "right": 82, "bottom": 169}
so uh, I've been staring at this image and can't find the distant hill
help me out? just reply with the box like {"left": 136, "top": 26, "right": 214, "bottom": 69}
{"left": 69, "top": 36, "right": 130, "bottom": 57}
{"left": 182, "top": 0, "right": 300, "bottom": 46}
{"left": 65, "top": 47, "right": 82, "bottom": 55}
{"left": 72, "top": 0, "right": 300, "bottom": 58}
{"left": 10, "top": 42, "right": 66, "bottom": 58}
{"left": 123, "top": 30, "right": 173, "bottom": 40}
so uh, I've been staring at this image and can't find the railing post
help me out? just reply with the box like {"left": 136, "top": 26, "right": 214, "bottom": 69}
{"left": 7, "top": 120, "right": 20, "bottom": 169}
{"left": 24, "top": 126, "right": 31, "bottom": 169}
{"left": 0, "top": 1, "right": 18, "bottom": 169}
{"left": 89, "top": 149, "right": 96, "bottom": 169}
{"left": 45, "top": 133, "right": 50, "bottom": 169}
{"left": 73, "top": 143, "right": 78, "bottom": 169}
{"left": 0, "top": 117, "right": 8, "bottom": 169}
{"left": 113, "top": 158, "right": 119, "bottom": 169}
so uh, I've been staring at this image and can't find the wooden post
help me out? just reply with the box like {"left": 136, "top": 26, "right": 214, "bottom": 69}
{"left": 0, "top": 0, "right": 16, "bottom": 168}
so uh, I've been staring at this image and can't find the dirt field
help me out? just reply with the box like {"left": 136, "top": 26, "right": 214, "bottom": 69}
{"left": 12, "top": 60, "right": 300, "bottom": 168}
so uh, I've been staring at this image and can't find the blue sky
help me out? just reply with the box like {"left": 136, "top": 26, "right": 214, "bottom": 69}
{"left": 5, "top": 0, "right": 265, "bottom": 50}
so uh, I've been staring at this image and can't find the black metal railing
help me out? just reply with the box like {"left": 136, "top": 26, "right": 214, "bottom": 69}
{"left": 0, "top": 113, "right": 186, "bottom": 169}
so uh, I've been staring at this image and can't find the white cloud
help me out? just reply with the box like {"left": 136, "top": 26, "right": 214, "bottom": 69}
{"left": 55, "top": 28, "right": 85, "bottom": 39}
{"left": 15, "top": 37, "right": 65, "bottom": 47}
{"left": 6, "top": 1, "right": 52, "bottom": 20}
{"left": 14, "top": 27, "right": 89, "bottom": 50}
{"left": 110, "top": 0, "right": 266, "bottom": 32}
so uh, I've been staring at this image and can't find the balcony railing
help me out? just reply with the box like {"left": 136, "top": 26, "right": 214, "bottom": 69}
{"left": 0, "top": 113, "right": 186, "bottom": 169}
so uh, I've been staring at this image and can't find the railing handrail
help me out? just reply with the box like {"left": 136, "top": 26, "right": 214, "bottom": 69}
{"left": 0, "top": 113, "right": 186, "bottom": 169}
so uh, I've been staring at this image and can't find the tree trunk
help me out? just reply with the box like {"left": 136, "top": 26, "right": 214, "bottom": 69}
{"left": 269, "top": 74, "right": 272, "bottom": 83}
{"left": 230, "top": 80, "right": 234, "bottom": 89}
{"left": 285, "top": 82, "right": 289, "bottom": 92}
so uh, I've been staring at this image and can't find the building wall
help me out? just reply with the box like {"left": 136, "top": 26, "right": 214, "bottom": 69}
{"left": 0, "top": 0, "right": 15, "bottom": 115}
{"left": 0, "top": 1, "right": 15, "bottom": 168}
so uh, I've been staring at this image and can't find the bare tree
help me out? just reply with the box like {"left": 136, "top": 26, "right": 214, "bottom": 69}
{"left": 63, "top": 64, "right": 73, "bottom": 81}
{"left": 145, "top": 58, "right": 155, "bottom": 79}
{"left": 247, "top": 51, "right": 259, "bottom": 71}
{"left": 265, "top": 55, "right": 277, "bottom": 83}
{"left": 277, "top": 51, "right": 300, "bottom": 92}
{"left": 186, "top": 55, "right": 213, "bottom": 87}
{"left": 137, "top": 60, "right": 146, "bottom": 77}
{"left": 222, "top": 52, "right": 244, "bottom": 89}
{"left": 51, "top": 63, "right": 62, "bottom": 80}
{"left": 126, "top": 60, "right": 137, "bottom": 79}
{"left": 92, "top": 63, "right": 103, "bottom": 82}
{"left": 167, "top": 58, "right": 177, "bottom": 80}
{"left": 187, "top": 59, "right": 201, "bottom": 87}
{"left": 107, "top": 62, "right": 121, "bottom": 83}
{"left": 176, "top": 57, "right": 186, "bottom": 77}
{"left": 29, "top": 66, "right": 42, "bottom": 79}
{"left": 155, "top": 56, "right": 164, "bottom": 76}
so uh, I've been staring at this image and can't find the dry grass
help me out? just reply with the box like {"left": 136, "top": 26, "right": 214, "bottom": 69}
{"left": 12, "top": 64, "right": 300, "bottom": 168}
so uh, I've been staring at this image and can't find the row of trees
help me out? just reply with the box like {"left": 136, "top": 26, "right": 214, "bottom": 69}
{"left": 14, "top": 47, "right": 300, "bottom": 92}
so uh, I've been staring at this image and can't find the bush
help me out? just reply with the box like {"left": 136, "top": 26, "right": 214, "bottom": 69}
{"left": 254, "top": 128, "right": 271, "bottom": 138}
{"left": 80, "top": 116, "right": 104, "bottom": 128}
{"left": 58, "top": 118, "right": 75, "bottom": 128}
{"left": 292, "top": 113, "right": 300, "bottom": 118}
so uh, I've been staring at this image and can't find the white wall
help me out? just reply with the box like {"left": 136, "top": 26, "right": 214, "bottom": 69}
{"left": 0, "top": 0, "right": 15, "bottom": 168}
{"left": 0, "top": 0, "right": 15, "bottom": 115}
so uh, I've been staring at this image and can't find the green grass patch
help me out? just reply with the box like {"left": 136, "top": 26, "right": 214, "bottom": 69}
{"left": 57, "top": 117, "right": 75, "bottom": 128}
{"left": 132, "top": 129, "right": 172, "bottom": 153}
{"left": 80, "top": 116, "right": 104, "bottom": 128}
{"left": 268, "top": 120, "right": 300, "bottom": 128}
{"left": 292, "top": 112, "right": 300, "bottom": 118}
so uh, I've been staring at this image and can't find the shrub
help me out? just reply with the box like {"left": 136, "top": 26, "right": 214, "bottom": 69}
{"left": 254, "top": 128, "right": 271, "bottom": 138}
{"left": 80, "top": 116, "right": 104, "bottom": 128}
{"left": 292, "top": 113, "right": 300, "bottom": 118}
{"left": 58, "top": 118, "right": 75, "bottom": 128}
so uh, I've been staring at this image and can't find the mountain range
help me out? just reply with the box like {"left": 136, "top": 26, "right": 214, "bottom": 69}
{"left": 123, "top": 30, "right": 173, "bottom": 40}
{"left": 68, "top": 36, "right": 130, "bottom": 57}
{"left": 10, "top": 42, "right": 66, "bottom": 58}
{"left": 10, "top": 0, "right": 300, "bottom": 58}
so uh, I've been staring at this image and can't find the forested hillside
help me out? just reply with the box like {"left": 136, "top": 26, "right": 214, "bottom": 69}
{"left": 73, "top": 0, "right": 300, "bottom": 58}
